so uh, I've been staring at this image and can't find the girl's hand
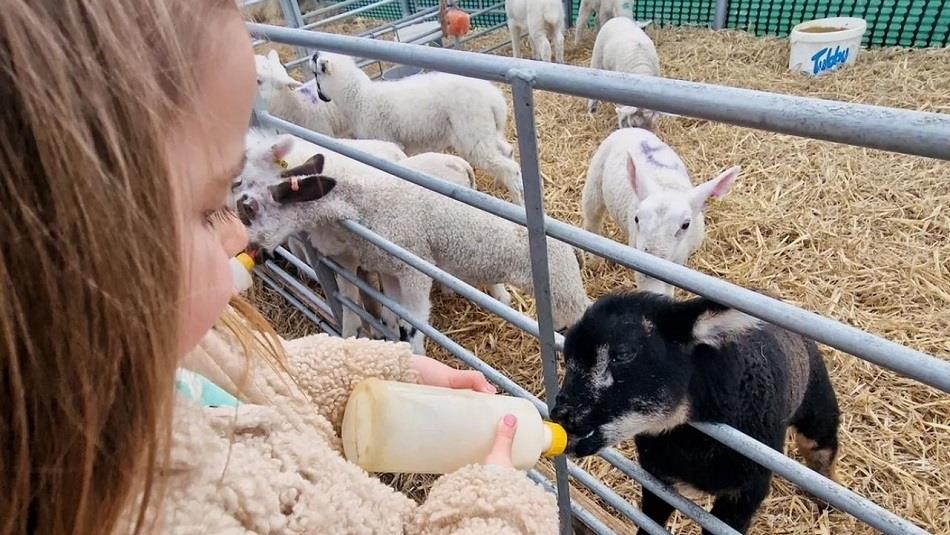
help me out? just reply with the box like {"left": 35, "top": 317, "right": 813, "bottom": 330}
{"left": 410, "top": 355, "right": 496, "bottom": 394}
{"left": 483, "top": 414, "right": 517, "bottom": 467}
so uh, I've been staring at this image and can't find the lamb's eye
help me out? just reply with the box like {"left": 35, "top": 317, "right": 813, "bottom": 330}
{"left": 231, "top": 178, "right": 243, "bottom": 192}
{"left": 256, "top": 79, "right": 262, "bottom": 86}
{"left": 634, "top": 216, "right": 639, "bottom": 225}
{"left": 680, "top": 221, "right": 690, "bottom": 231}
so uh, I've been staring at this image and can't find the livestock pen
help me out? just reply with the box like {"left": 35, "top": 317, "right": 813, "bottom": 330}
{"left": 243, "top": 1, "right": 949, "bottom": 534}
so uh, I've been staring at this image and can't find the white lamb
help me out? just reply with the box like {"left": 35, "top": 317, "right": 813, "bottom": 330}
{"left": 505, "top": 0, "right": 565, "bottom": 63}
{"left": 581, "top": 128, "right": 740, "bottom": 296}
{"left": 236, "top": 142, "right": 591, "bottom": 355}
{"left": 255, "top": 50, "right": 348, "bottom": 137}
{"left": 588, "top": 16, "right": 661, "bottom": 130}
{"left": 243, "top": 128, "right": 407, "bottom": 179}
{"left": 241, "top": 133, "right": 511, "bottom": 339}
{"left": 308, "top": 52, "right": 526, "bottom": 206}
{"left": 574, "top": 0, "right": 627, "bottom": 43}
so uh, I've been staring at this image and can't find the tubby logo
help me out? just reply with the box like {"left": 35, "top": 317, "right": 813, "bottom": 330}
{"left": 811, "top": 46, "right": 850, "bottom": 74}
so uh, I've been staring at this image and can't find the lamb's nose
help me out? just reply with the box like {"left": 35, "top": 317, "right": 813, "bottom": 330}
{"left": 236, "top": 195, "right": 258, "bottom": 225}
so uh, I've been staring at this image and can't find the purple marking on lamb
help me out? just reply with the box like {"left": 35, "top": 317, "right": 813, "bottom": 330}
{"left": 640, "top": 140, "right": 682, "bottom": 170}
{"left": 297, "top": 80, "right": 322, "bottom": 105}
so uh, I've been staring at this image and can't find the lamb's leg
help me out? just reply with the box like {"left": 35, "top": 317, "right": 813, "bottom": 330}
{"left": 575, "top": 0, "right": 592, "bottom": 43}
{"left": 551, "top": 25, "right": 565, "bottom": 63}
{"left": 588, "top": 38, "right": 604, "bottom": 114}
{"left": 791, "top": 348, "right": 841, "bottom": 490}
{"left": 488, "top": 284, "right": 512, "bottom": 306}
{"left": 707, "top": 475, "right": 771, "bottom": 534}
{"left": 356, "top": 268, "right": 387, "bottom": 339}
{"left": 380, "top": 271, "right": 432, "bottom": 355}
{"left": 335, "top": 258, "right": 364, "bottom": 338}
{"left": 636, "top": 489, "right": 675, "bottom": 534}
{"left": 580, "top": 168, "right": 607, "bottom": 268}
{"left": 508, "top": 21, "right": 523, "bottom": 59}
{"left": 527, "top": 20, "right": 552, "bottom": 62}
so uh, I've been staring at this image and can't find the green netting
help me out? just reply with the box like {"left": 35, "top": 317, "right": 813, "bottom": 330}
{"left": 312, "top": 0, "right": 949, "bottom": 48}
{"left": 728, "top": 0, "right": 949, "bottom": 47}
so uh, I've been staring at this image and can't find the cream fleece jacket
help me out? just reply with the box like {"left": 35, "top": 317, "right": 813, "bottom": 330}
{"left": 123, "top": 326, "right": 558, "bottom": 534}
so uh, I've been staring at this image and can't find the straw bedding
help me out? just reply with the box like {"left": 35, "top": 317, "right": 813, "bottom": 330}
{"left": 249, "top": 18, "right": 949, "bottom": 534}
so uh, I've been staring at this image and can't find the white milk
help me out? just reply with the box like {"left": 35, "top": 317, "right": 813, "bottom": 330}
{"left": 342, "top": 378, "right": 567, "bottom": 474}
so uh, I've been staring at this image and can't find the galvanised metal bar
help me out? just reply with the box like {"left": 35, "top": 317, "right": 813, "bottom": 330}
{"left": 255, "top": 269, "right": 341, "bottom": 336}
{"left": 454, "top": 20, "right": 509, "bottom": 47}
{"left": 300, "top": 224, "right": 739, "bottom": 535}
{"left": 277, "top": 0, "right": 306, "bottom": 28}
{"left": 312, "top": 249, "right": 668, "bottom": 532}
{"left": 713, "top": 0, "right": 730, "bottom": 29}
{"left": 247, "top": 24, "right": 950, "bottom": 160}
{"left": 358, "top": 6, "right": 440, "bottom": 39}
{"left": 527, "top": 470, "right": 615, "bottom": 535}
{"left": 302, "top": 0, "right": 399, "bottom": 30}
{"left": 566, "top": 461, "right": 672, "bottom": 535}
{"left": 292, "top": 238, "right": 347, "bottom": 327}
{"left": 259, "top": 113, "right": 950, "bottom": 395}
{"left": 261, "top": 259, "right": 336, "bottom": 319}
{"left": 302, "top": 0, "right": 367, "bottom": 21}
{"left": 336, "top": 292, "right": 400, "bottom": 340}
{"left": 598, "top": 449, "right": 740, "bottom": 535}
{"left": 292, "top": 247, "right": 545, "bottom": 404}
{"left": 691, "top": 422, "right": 931, "bottom": 535}
{"left": 508, "top": 71, "right": 574, "bottom": 535}
{"left": 276, "top": 0, "right": 309, "bottom": 63}
{"left": 339, "top": 219, "right": 565, "bottom": 349}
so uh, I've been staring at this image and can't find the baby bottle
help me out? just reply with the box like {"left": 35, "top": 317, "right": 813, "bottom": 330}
{"left": 341, "top": 378, "right": 567, "bottom": 474}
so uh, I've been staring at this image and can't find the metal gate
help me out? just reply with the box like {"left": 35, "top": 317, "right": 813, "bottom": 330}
{"left": 246, "top": 11, "right": 950, "bottom": 535}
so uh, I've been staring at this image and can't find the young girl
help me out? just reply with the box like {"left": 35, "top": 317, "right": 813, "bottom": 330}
{"left": 0, "top": 1, "right": 557, "bottom": 533}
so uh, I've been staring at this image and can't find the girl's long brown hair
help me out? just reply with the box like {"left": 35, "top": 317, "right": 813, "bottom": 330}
{"left": 0, "top": 1, "right": 234, "bottom": 533}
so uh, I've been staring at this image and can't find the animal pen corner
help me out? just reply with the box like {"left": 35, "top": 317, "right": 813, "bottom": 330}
{"left": 244, "top": 1, "right": 949, "bottom": 534}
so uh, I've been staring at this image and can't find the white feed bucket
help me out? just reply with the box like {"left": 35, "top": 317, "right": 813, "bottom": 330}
{"left": 789, "top": 17, "right": 867, "bottom": 76}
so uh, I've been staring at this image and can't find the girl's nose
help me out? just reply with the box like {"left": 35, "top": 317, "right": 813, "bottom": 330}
{"left": 216, "top": 210, "right": 249, "bottom": 257}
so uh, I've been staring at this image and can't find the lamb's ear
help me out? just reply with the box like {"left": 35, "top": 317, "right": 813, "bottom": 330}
{"left": 281, "top": 154, "right": 325, "bottom": 178}
{"left": 269, "top": 175, "right": 336, "bottom": 205}
{"left": 688, "top": 166, "right": 740, "bottom": 213}
{"left": 270, "top": 135, "right": 295, "bottom": 162}
{"left": 627, "top": 151, "right": 656, "bottom": 199}
{"left": 655, "top": 297, "right": 760, "bottom": 347}
{"left": 267, "top": 49, "right": 281, "bottom": 64}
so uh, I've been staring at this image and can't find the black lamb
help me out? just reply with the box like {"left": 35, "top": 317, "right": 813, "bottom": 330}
{"left": 551, "top": 291, "right": 840, "bottom": 534}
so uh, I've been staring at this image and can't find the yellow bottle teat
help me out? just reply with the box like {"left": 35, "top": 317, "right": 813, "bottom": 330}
{"left": 235, "top": 252, "right": 255, "bottom": 272}
{"left": 543, "top": 421, "right": 567, "bottom": 457}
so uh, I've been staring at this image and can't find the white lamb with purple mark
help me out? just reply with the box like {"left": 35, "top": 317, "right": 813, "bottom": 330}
{"left": 581, "top": 128, "right": 741, "bottom": 295}
{"left": 255, "top": 50, "right": 349, "bottom": 137}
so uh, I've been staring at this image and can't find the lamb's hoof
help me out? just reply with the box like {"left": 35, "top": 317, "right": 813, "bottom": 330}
{"left": 490, "top": 285, "right": 512, "bottom": 306}
{"left": 440, "top": 284, "right": 457, "bottom": 297}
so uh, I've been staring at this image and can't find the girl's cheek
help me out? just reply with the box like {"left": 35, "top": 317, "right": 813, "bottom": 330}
{"left": 177, "top": 226, "right": 237, "bottom": 356}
